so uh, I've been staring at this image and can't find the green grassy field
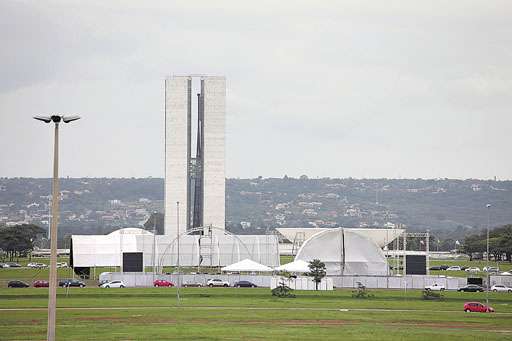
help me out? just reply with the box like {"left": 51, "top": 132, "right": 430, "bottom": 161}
{"left": 1, "top": 287, "right": 511, "bottom": 340}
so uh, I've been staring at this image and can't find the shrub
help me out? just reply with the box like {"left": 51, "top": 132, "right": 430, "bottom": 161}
{"left": 351, "top": 282, "right": 374, "bottom": 299}
{"left": 272, "top": 280, "right": 295, "bottom": 298}
{"left": 422, "top": 289, "right": 444, "bottom": 300}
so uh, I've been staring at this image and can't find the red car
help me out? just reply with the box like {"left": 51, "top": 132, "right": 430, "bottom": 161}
{"left": 153, "top": 279, "right": 174, "bottom": 287}
{"left": 33, "top": 280, "right": 49, "bottom": 288}
{"left": 464, "top": 302, "right": 494, "bottom": 313}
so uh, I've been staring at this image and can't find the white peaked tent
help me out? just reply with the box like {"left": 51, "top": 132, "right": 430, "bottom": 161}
{"left": 275, "top": 260, "right": 310, "bottom": 273}
{"left": 221, "top": 258, "right": 273, "bottom": 272}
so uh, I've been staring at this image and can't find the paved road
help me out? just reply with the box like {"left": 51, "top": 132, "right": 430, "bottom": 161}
{"left": 1, "top": 305, "right": 512, "bottom": 315}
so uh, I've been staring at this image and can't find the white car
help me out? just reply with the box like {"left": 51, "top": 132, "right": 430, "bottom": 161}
{"left": 425, "top": 283, "right": 446, "bottom": 291}
{"left": 491, "top": 284, "right": 512, "bottom": 293}
{"left": 446, "top": 266, "right": 461, "bottom": 271}
{"left": 465, "top": 267, "right": 480, "bottom": 272}
{"left": 500, "top": 271, "right": 512, "bottom": 276}
{"left": 207, "top": 279, "right": 230, "bottom": 287}
{"left": 483, "top": 266, "right": 500, "bottom": 273}
{"left": 100, "top": 280, "right": 126, "bottom": 288}
{"left": 27, "top": 262, "right": 47, "bottom": 268}
{"left": 56, "top": 262, "right": 68, "bottom": 268}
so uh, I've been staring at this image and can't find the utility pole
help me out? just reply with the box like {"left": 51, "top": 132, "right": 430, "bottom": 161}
{"left": 426, "top": 230, "right": 430, "bottom": 276}
{"left": 34, "top": 115, "right": 80, "bottom": 341}
{"left": 176, "top": 201, "right": 181, "bottom": 303}
{"left": 152, "top": 211, "right": 157, "bottom": 282}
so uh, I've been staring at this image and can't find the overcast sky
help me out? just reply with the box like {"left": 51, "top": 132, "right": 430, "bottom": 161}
{"left": 1, "top": 1, "right": 511, "bottom": 179}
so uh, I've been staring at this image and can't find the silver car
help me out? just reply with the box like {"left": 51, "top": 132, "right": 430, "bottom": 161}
{"left": 100, "top": 280, "right": 126, "bottom": 288}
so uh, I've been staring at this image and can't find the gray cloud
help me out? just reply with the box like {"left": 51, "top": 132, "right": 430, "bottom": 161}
{"left": 1, "top": 0, "right": 511, "bottom": 179}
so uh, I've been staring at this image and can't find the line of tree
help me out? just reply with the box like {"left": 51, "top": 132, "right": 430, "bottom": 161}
{"left": 0, "top": 224, "right": 46, "bottom": 261}
{"left": 462, "top": 224, "right": 512, "bottom": 262}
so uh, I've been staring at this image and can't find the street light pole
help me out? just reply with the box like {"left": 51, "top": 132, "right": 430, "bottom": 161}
{"left": 486, "top": 203, "right": 491, "bottom": 311}
{"left": 176, "top": 201, "right": 180, "bottom": 303}
{"left": 152, "top": 211, "right": 157, "bottom": 282}
{"left": 34, "top": 115, "right": 80, "bottom": 341}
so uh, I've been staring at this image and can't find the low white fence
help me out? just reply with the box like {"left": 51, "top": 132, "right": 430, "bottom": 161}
{"left": 331, "top": 276, "right": 465, "bottom": 290}
{"left": 271, "top": 277, "right": 333, "bottom": 290}
{"left": 101, "top": 272, "right": 466, "bottom": 290}
{"left": 489, "top": 275, "right": 512, "bottom": 287}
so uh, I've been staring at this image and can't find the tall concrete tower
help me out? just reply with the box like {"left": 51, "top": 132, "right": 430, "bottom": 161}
{"left": 165, "top": 75, "right": 226, "bottom": 239}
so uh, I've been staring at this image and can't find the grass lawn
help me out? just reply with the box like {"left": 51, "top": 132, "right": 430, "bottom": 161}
{"left": 1, "top": 287, "right": 511, "bottom": 340}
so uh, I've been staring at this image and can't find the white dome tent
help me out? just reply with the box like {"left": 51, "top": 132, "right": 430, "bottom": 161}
{"left": 294, "top": 228, "right": 389, "bottom": 276}
{"left": 157, "top": 226, "right": 280, "bottom": 270}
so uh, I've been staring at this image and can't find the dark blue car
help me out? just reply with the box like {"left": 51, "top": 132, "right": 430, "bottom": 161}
{"left": 234, "top": 280, "right": 257, "bottom": 288}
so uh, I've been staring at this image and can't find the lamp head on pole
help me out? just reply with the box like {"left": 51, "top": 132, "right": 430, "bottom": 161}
{"left": 34, "top": 115, "right": 81, "bottom": 124}
{"left": 486, "top": 204, "right": 491, "bottom": 209}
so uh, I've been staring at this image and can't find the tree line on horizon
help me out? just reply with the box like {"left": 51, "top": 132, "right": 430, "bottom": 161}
{"left": 462, "top": 224, "right": 512, "bottom": 262}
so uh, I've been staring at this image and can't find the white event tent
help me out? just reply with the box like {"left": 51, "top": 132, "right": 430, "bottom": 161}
{"left": 221, "top": 259, "right": 273, "bottom": 272}
{"left": 71, "top": 228, "right": 280, "bottom": 269}
{"left": 295, "top": 228, "right": 390, "bottom": 276}
{"left": 274, "top": 260, "right": 310, "bottom": 273}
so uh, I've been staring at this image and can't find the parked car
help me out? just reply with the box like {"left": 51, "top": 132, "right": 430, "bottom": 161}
{"left": 500, "top": 271, "right": 512, "bottom": 275}
{"left": 446, "top": 266, "right": 461, "bottom": 271}
{"left": 33, "top": 280, "right": 49, "bottom": 288}
{"left": 457, "top": 284, "right": 484, "bottom": 292}
{"left": 425, "top": 283, "right": 445, "bottom": 291}
{"left": 6, "top": 262, "right": 21, "bottom": 268}
{"left": 183, "top": 282, "right": 203, "bottom": 287}
{"left": 483, "top": 267, "right": 499, "bottom": 273}
{"left": 0, "top": 263, "right": 8, "bottom": 268}
{"left": 234, "top": 280, "right": 257, "bottom": 288}
{"left": 8, "top": 280, "right": 29, "bottom": 288}
{"left": 58, "top": 279, "right": 85, "bottom": 288}
{"left": 491, "top": 284, "right": 512, "bottom": 293}
{"left": 207, "top": 279, "right": 229, "bottom": 287}
{"left": 464, "top": 302, "right": 494, "bottom": 313}
{"left": 56, "top": 262, "right": 68, "bottom": 268}
{"left": 100, "top": 280, "right": 126, "bottom": 288}
{"left": 465, "top": 267, "right": 481, "bottom": 272}
{"left": 153, "top": 279, "right": 174, "bottom": 287}
{"left": 429, "top": 266, "right": 442, "bottom": 271}
{"left": 27, "top": 263, "right": 48, "bottom": 269}
{"left": 439, "top": 265, "right": 449, "bottom": 270}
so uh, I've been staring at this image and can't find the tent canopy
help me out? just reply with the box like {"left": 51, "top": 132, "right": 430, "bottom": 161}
{"left": 295, "top": 228, "right": 389, "bottom": 276}
{"left": 221, "top": 258, "right": 273, "bottom": 272}
{"left": 275, "top": 260, "right": 310, "bottom": 273}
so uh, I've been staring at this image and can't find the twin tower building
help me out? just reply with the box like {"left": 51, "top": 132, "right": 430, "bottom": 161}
{"left": 164, "top": 75, "right": 226, "bottom": 239}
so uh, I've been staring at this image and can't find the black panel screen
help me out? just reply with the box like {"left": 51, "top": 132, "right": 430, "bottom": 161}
{"left": 468, "top": 277, "right": 483, "bottom": 285}
{"left": 123, "top": 252, "right": 143, "bottom": 272}
{"left": 406, "top": 255, "right": 426, "bottom": 275}
{"left": 74, "top": 267, "right": 90, "bottom": 279}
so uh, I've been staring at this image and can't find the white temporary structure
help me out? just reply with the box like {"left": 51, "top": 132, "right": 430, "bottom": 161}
{"left": 274, "top": 260, "right": 310, "bottom": 273}
{"left": 295, "top": 228, "right": 389, "bottom": 276}
{"left": 276, "top": 227, "right": 404, "bottom": 248}
{"left": 71, "top": 228, "right": 280, "bottom": 269}
{"left": 221, "top": 259, "right": 273, "bottom": 272}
